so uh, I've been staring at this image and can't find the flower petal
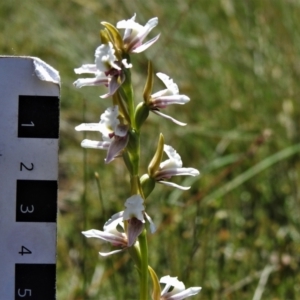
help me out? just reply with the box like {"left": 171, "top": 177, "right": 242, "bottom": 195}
{"left": 132, "top": 17, "right": 158, "bottom": 45}
{"left": 74, "top": 64, "right": 98, "bottom": 74}
{"left": 82, "top": 229, "right": 126, "bottom": 246}
{"left": 160, "top": 276, "right": 185, "bottom": 295}
{"left": 144, "top": 212, "right": 156, "bottom": 233}
{"left": 162, "top": 145, "right": 182, "bottom": 168}
{"left": 99, "top": 249, "right": 125, "bottom": 257}
{"left": 123, "top": 195, "right": 145, "bottom": 222}
{"left": 156, "top": 73, "right": 179, "bottom": 94}
{"left": 158, "top": 180, "right": 191, "bottom": 190}
{"left": 160, "top": 276, "right": 201, "bottom": 299}
{"left": 127, "top": 218, "right": 144, "bottom": 247}
{"left": 131, "top": 34, "right": 160, "bottom": 53}
{"left": 103, "top": 211, "right": 124, "bottom": 230}
{"left": 100, "top": 75, "right": 124, "bottom": 98}
{"left": 95, "top": 43, "right": 120, "bottom": 72}
{"left": 168, "top": 287, "right": 202, "bottom": 300}
{"left": 151, "top": 94, "right": 190, "bottom": 108}
{"left": 156, "top": 168, "right": 200, "bottom": 180}
{"left": 105, "top": 135, "right": 129, "bottom": 163}
{"left": 73, "top": 76, "right": 109, "bottom": 88}
{"left": 81, "top": 139, "right": 110, "bottom": 150}
{"left": 151, "top": 109, "right": 187, "bottom": 126}
{"left": 75, "top": 123, "right": 101, "bottom": 131}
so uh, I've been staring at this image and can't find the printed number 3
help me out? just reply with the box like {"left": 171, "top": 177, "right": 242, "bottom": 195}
{"left": 17, "top": 289, "right": 32, "bottom": 297}
{"left": 20, "top": 205, "right": 34, "bottom": 214}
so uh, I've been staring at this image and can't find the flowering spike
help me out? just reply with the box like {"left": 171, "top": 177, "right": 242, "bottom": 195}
{"left": 148, "top": 133, "right": 164, "bottom": 177}
{"left": 143, "top": 61, "right": 154, "bottom": 105}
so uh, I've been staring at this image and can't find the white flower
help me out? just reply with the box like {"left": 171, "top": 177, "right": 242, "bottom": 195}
{"left": 75, "top": 106, "right": 129, "bottom": 163}
{"left": 82, "top": 212, "right": 128, "bottom": 256}
{"left": 117, "top": 13, "right": 160, "bottom": 53}
{"left": 123, "top": 195, "right": 156, "bottom": 243}
{"left": 95, "top": 43, "right": 120, "bottom": 72}
{"left": 82, "top": 195, "right": 156, "bottom": 254}
{"left": 123, "top": 194, "right": 145, "bottom": 222}
{"left": 74, "top": 64, "right": 109, "bottom": 88}
{"left": 160, "top": 276, "right": 201, "bottom": 300}
{"left": 154, "top": 145, "right": 200, "bottom": 190}
{"left": 73, "top": 42, "right": 132, "bottom": 98}
{"left": 149, "top": 73, "right": 190, "bottom": 126}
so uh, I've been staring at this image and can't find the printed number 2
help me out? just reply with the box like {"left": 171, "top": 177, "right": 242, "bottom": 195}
{"left": 17, "top": 288, "right": 32, "bottom": 297}
{"left": 20, "top": 163, "right": 34, "bottom": 171}
{"left": 19, "top": 246, "right": 32, "bottom": 256}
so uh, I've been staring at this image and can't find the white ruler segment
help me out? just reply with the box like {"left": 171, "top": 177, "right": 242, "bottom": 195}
{"left": 0, "top": 57, "right": 60, "bottom": 299}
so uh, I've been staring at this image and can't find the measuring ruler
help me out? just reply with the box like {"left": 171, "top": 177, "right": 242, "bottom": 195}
{"left": 0, "top": 56, "right": 60, "bottom": 299}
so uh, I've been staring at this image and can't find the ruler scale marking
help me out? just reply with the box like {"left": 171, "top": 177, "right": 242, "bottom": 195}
{"left": 0, "top": 56, "right": 60, "bottom": 300}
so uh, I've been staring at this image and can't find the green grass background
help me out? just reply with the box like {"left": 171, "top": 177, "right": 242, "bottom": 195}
{"left": 1, "top": 0, "right": 300, "bottom": 299}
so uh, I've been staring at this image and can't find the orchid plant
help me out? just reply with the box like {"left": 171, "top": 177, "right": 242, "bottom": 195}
{"left": 74, "top": 13, "right": 201, "bottom": 300}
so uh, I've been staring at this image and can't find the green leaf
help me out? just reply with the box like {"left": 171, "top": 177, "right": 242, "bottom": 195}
{"left": 148, "top": 133, "right": 164, "bottom": 177}
{"left": 143, "top": 61, "right": 154, "bottom": 105}
{"left": 148, "top": 265, "right": 161, "bottom": 300}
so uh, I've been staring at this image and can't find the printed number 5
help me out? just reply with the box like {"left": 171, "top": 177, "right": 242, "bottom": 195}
{"left": 17, "top": 288, "right": 32, "bottom": 297}
{"left": 20, "top": 205, "right": 34, "bottom": 214}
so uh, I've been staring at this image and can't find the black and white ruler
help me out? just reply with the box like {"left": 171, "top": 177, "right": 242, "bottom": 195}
{"left": 0, "top": 56, "right": 60, "bottom": 299}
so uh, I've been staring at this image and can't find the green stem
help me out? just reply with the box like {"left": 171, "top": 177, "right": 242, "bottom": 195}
{"left": 120, "top": 56, "right": 149, "bottom": 300}
{"left": 138, "top": 229, "right": 149, "bottom": 300}
{"left": 120, "top": 67, "right": 136, "bottom": 129}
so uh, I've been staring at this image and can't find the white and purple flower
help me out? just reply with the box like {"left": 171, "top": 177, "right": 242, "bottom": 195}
{"left": 82, "top": 213, "right": 128, "bottom": 256}
{"left": 74, "top": 42, "right": 132, "bottom": 98}
{"left": 154, "top": 145, "right": 199, "bottom": 190}
{"left": 160, "top": 275, "right": 201, "bottom": 300}
{"left": 117, "top": 13, "right": 160, "bottom": 53}
{"left": 149, "top": 73, "right": 190, "bottom": 126}
{"left": 75, "top": 105, "right": 129, "bottom": 163}
{"left": 82, "top": 195, "right": 156, "bottom": 256}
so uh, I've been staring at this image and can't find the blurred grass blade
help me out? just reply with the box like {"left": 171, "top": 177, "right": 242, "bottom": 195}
{"left": 202, "top": 143, "right": 300, "bottom": 205}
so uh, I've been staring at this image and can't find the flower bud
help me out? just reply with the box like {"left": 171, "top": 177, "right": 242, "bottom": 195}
{"left": 135, "top": 102, "right": 149, "bottom": 131}
{"left": 140, "top": 174, "right": 156, "bottom": 198}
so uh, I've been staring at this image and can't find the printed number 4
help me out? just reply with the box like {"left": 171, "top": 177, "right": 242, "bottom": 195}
{"left": 17, "top": 288, "right": 32, "bottom": 297}
{"left": 19, "top": 246, "right": 32, "bottom": 255}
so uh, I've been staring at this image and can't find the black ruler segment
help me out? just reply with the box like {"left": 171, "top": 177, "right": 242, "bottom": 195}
{"left": 15, "top": 264, "right": 56, "bottom": 300}
{"left": 18, "top": 95, "right": 59, "bottom": 139}
{"left": 16, "top": 180, "right": 57, "bottom": 222}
